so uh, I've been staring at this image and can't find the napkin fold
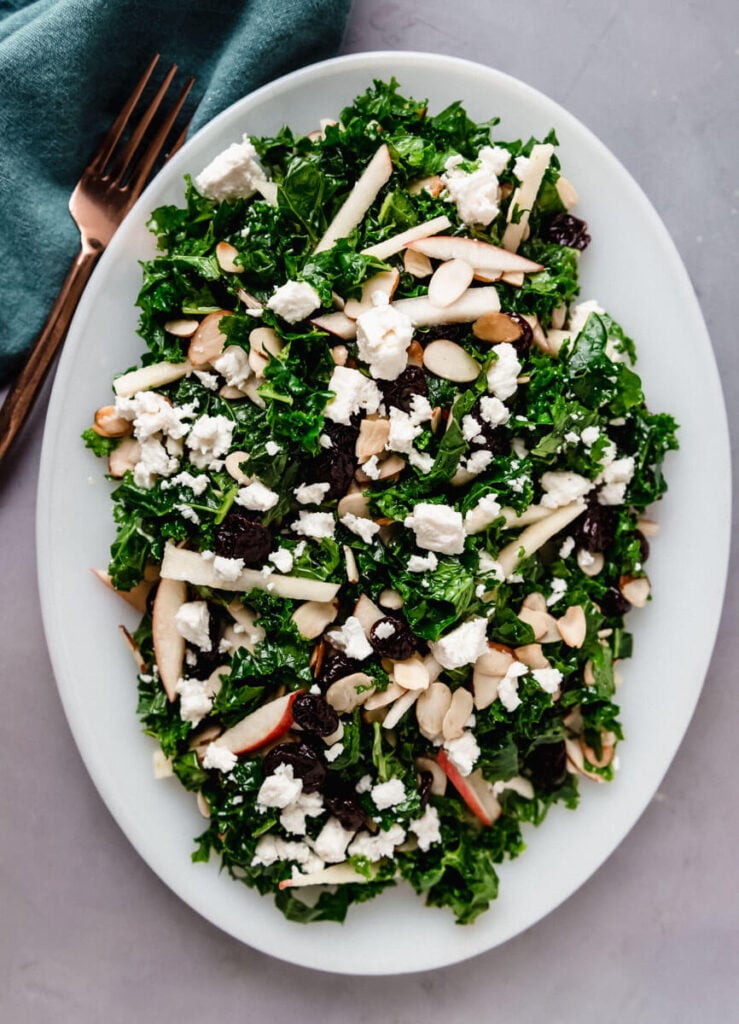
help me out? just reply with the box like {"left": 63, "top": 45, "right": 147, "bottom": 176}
{"left": 0, "top": 0, "right": 352, "bottom": 385}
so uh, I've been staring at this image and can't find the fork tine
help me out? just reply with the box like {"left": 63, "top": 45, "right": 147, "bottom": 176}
{"left": 108, "top": 62, "right": 179, "bottom": 184}
{"left": 125, "top": 77, "right": 196, "bottom": 201}
{"left": 87, "top": 54, "right": 161, "bottom": 174}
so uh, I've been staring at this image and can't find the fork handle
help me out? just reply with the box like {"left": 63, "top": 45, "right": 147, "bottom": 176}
{"left": 0, "top": 246, "right": 99, "bottom": 466}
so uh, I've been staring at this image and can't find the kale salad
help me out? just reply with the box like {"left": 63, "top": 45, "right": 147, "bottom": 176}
{"left": 84, "top": 79, "right": 678, "bottom": 925}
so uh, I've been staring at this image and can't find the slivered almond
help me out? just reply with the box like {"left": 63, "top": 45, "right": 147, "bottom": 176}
{"left": 416, "top": 682, "right": 453, "bottom": 740}
{"left": 620, "top": 575, "right": 651, "bottom": 608}
{"left": 565, "top": 737, "right": 606, "bottom": 783}
{"left": 428, "top": 259, "right": 474, "bottom": 307}
{"left": 292, "top": 599, "right": 339, "bottom": 640}
{"left": 423, "top": 339, "right": 480, "bottom": 382}
{"left": 522, "top": 592, "right": 547, "bottom": 613}
{"left": 241, "top": 378, "right": 266, "bottom": 408}
{"left": 224, "top": 450, "right": 252, "bottom": 485}
{"left": 338, "top": 490, "right": 370, "bottom": 519}
{"left": 407, "top": 340, "right": 424, "bottom": 367}
{"left": 248, "top": 326, "right": 282, "bottom": 376}
{"left": 355, "top": 453, "right": 405, "bottom": 483}
{"left": 442, "top": 688, "right": 474, "bottom": 741}
{"left": 583, "top": 660, "right": 596, "bottom": 686}
{"left": 473, "top": 311, "right": 526, "bottom": 343}
{"left": 471, "top": 267, "right": 502, "bottom": 283}
{"left": 355, "top": 417, "right": 391, "bottom": 462}
{"left": 93, "top": 405, "right": 132, "bottom": 438}
{"left": 557, "top": 605, "right": 587, "bottom": 648}
{"left": 164, "top": 318, "right": 200, "bottom": 338}
{"left": 108, "top": 437, "right": 140, "bottom": 478}
{"left": 475, "top": 643, "right": 515, "bottom": 677}
{"left": 188, "top": 310, "right": 231, "bottom": 367}
{"left": 237, "top": 288, "right": 263, "bottom": 311}
{"left": 393, "top": 655, "right": 430, "bottom": 691}
{"left": 416, "top": 756, "right": 447, "bottom": 795}
{"left": 343, "top": 545, "right": 359, "bottom": 584}
{"left": 364, "top": 681, "right": 405, "bottom": 711}
{"left": 518, "top": 606, "right": 561, "bottom": 643}
{"left": 472, "top": 671, "right": 502, "bottom": 711}
{"left": 514, "top": 644, "right": 549, "bottom": 669}
{"left": 216, "top": 241, "right": 242, "bottom": 273}
{"left": 325, "top": 672, "right": 375, "bottom": 713}
{"left": 580, "top": 735, "right": 614, "bottom": 769}
{"left": 403, "top": 248, "right": 433, "bottom": 278}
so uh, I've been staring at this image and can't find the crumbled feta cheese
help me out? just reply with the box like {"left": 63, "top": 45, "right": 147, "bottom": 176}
{"left": 371, "top": 778, "right": 406, "bottom": 810}
{"left": 319, "top": 433, "right": 333, "bottom": 449}
{"left": 430, "top": 617, "right": 489, "bottom": 669}
{"left": 408, "top": 551, "right": 438, "bottom": 573}
{"left": 323, "top": 366, "right": 382, "bottom": 424}
{"left": 195, "top": 136, "right": 267, "bottom": 202}
{"left": 386, "top": 407, "right": 423, "bottom": 454}
{"left": 166, "top": 470, "right": 210, "bottom": 495}
{"left": 294, "top": 481, "right": 330, "bottom": 505}
{"left": 175, "top": 677, "right": 213, "bottom": 726}
{"left": 559, "top": 535, "right": 575, "bottom": 558}
{"left": 251, "top": 834, "right": 322, "bottom": 872}
{"left": 347, "top": 823, "right": 406, "bottom": 862}
{"left": 268, "top": 547, "right": 294, "bottom": 573}
{"left": 326, "top": 616, "right": 373, "bottom": 661}
{"left": 362, "top": 455, "right": 381, "bottom": 480}
{"left": 513, "top": 155, "right": 531, "bottom": 180}
{"left": 325, "top": 742, "right": 344, "bottom": 763}
{"left": 404, "top": 502, "right": 465, "bottom": 554}
{"left": 497, "top": 661, "right": 529, "bottom": 712}
{"left": 355, "top": 774, "right": 373, "bottom": 794}
{"left": 212, "top": 345, "right": 251, "bottom": 388}
{"left": 133, "top": 437, "right": 179, "bottom": 488}
{"left": 443, "top": 730, "right": 481, "bottom": 776}
{"left": 194, "top": 370, "right": 219, "bottom": 391}
{"left": 291, "top": 511, "right": 336, "bottom": 540}
{"left": 280, "top": 790, "right": 324, "bottom": 835}
{"left": 355, "top": 303, "right": 414, "bottom": 380}
{"left": 531, "top": 667, "right": 563, "bottom": 694}
{"left": 187, "top": 414, "right": 235, "bottom": 470}
{"left": 265, "top": 440, "right": 281, "bottom": 456}
{"left": 568, "top": 299, "right": 605, "bottom": 337}
{"left": 212, "top": 555, "right": 245, "bottom": 582}
{"left": 462, "top": 414, "right": 484, "bottom": 443}
{"left": 597, "top": 456, "right": 635, "bottom": 506}
{"left": 408, "top": 805, "right": 442, "bottom": 851}
{"left": 257, "top": 763, "right": 303, "bottom": 810}
{"left": 441, "top": 146, "right": 509, "bottom": 226}
{"left": 478, "top": 395, "right": 510, "bottom": 428}
{"left": 267, "top": 280, "right": 321, "bottom": 324}
{"left": 463, "top": 449, "right": 493, "bottom": 476}
{"left": 408, "top": 448, "right": 435, "bottom": 474}
{"left": 373, "top": 620, "right": 396, "bottom": 640}
{"left": 174, "top": 600, "right": 212, "bottom": 651}
{"left": 235, "top": 480, "right": 280, "bottom": 511}
{"left": 115, "top": 390, "right": 194, "bottom": 441}
{"left": 486, "top": 343, "right": 521, "bottom": 400}
{"left": 581, "top": 425, "right": 601, "bottom": 447}
{"left": 313, "top": 817, "right": 355, "bottom": 863}
{"left": 340, "top": 512, "right": 380, "bottom": 544}
{"left": 540, "top": 470, "right": 593, "bottom": 508}
{"left": 546, "top": 577, "right": 568, "bottom": 607}
{"left": 478, "top": 550, "right": 505, "bottom": 579}
{"left": 464, "top": 493, "right": 502, "bottom": 533}
{"left": 202, "top": 742, "right": 238, "bottom": 773}
{"left": 564, "top": 431, "right": 580, "bottom": 445}
{"left": 511, "top": 437, "right": 529, "bottom": 459}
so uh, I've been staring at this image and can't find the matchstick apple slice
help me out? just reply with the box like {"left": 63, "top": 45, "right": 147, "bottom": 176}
{"left": 113, "top": 360, "right": 192, "bottom": 399}
{"left": 501, "top": 143, "right": 555, "bottom": 252}
{"left": 360, "top": 214, "right": 452, "bottom": 260}
{"left": 314, "top": 144, "right": 393, "bottom": 253}
{"left": 214, "top": 691, "right": 300, "bottom": 755}
{"left": 152, "top": 577, "right": 187, "bottom": 701}
{"left": 437, "top": 751, "right": 502, "bottom": 826}
{"left": 344, "top": 269, "right": 400, "bottom": 319}
{"left": 407, "top": 235, "right": 543, "bottom": 274}
{"left": 278, "top": 862, "right": 370, "bottom": 889}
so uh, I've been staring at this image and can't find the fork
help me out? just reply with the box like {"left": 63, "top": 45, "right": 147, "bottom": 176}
{"left": 0, "top": 55, "right": 195, "bottom": 466}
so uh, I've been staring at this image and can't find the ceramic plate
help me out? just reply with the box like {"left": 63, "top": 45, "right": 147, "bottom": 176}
{"left": 37, "top": 51, "right": 730, "bottom": 974}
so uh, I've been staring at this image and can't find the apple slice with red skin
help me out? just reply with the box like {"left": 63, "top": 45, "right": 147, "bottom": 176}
{"left": 152, "top": 577, "right": 187, "bottom": 702}
{"left": 214, "top": 691, "right": 301, "bottom": 756}
{"left": 437, "top": 750, "right": 502, "bottom": 826}
{"left": 407, "top": 235, "right": 543, "bottom": 274}
{"left": 278, "top": 862, "right": 369, "bottom": 890}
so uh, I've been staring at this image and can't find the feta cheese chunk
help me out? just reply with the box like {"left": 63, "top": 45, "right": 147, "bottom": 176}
{"left": 202, "top": 742, "right": 238, "bottom": 773}
{"left": 347, "top": 823, "right": 406, "bottom": 862}
{"left": 407, "top": 551, "right": 438, "bottom": 573}
{"left": 540, "top": 470, "right": 593, "bottom": 508}
{"left": 174, "top": 600, "right": 212, "bottom": 651}
{"left": 280, "top": 790, "right": 324, "bottom": 836}
{"left": 327, "top": 615, "right": 373, "bottom": 661}
{"left": 443, "top": 730, "right": 481, "bottom": 776}
{"left": 212, "top": 555, "right": 245, "bottom": 582}
{"left": 175, "top": 678, "right": 213, "bottom": 726}
{"left": 268, "top": 547, "right": 294, "bottom": 573}
{"left": 441, "top": 146, "right": 510, "bottom": 227}
{"left": 341, "top": 512, "right": 381, "bottom": 544}
{"left": 486, "top": 343, "right": 521, "bottom": 401}
{"left": 257, "top": 763, "right": 303, "bottom": 810}
{"left": 212, "top": 346, "right": 251, "bottom": 388}
{"left": 597, "top": 456, "right": 635, "bottom": 506}
{"left": 186, "top": 414, "right": 235, "bottom": 470}
{"left": 195, "top": 135, "right": 267, "bottom": 202}
{"left": 294, "top": 481, "right": 331, "bottom": 505}
{"left": 324, "top": 366, "right": 382, "bottom": 425}
{"left": 429, "top": 617, "right": 489, "bottom": 669}
{"left": 291, "top": 511, "right": 336, "bottom": 540}
{"left": 313, "top": 817, "right": 355, "bottom": 863}
{"left": 371, "top": 778, "right": 406, "bottom": 810}
{"left": 531, "top": 667, "right": 563, "bottom": 694}
{"left": 497, "top": 661, "right": 529, "bottom": 712}
{"left": 355, "top": 302, "right": 414, "bottom": 380}
{"left": 235, "top": 480, "right": 280, "bottom": 511}
{"left": 267, "top": 280, "right": 321, "bottom": 324}
{"left": 404, "top": 502, "right": 465, "bottom": 555}
{"left": 408, "top": 805, "right": 442, "bottom": 851}
{"left": 478, "top": 395, "right": 510, "bottom": 428}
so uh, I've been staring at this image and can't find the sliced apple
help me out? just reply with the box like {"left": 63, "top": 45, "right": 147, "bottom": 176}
{"left": 278, "top": 862, "right": 370, "bottom": 889}
{"left": 256, "top": 179, "right": 278, "bottom": 206}
{"left": 344, "top": 269, "right": 400, "bottom": 320}
{"left": 407, "top": 235, "right": 543, "bottom": 274}
{"left": 214, "top": 691, "right": 300, "bottom": 756}
{"left": 382, "top": 688, "right": 420, "bottom": 730}
{"left": 496, "top": 500, "right": 587, "bottom": 578}
{"left": 360, "top": 214, "right": 451, "bottom": 260}
{"left": 314, "top": 144, "right": 393, "bottom": 254}
{"left": 437, "top": 751, "right": 502, "bottom": 826}
{"left": 119, "top": 624, "right": 146, "bottom": 672}
{"left": 428, "top": 259, "right": 474, "bottom": 307}
{"left": 113, "top": 360, "right": 192, "bottom": 399}
{"left": 152, "top": 577, "right": 187, "bottom": 701}
{"left": 160, "top": 543, "right": 340, "bottom": 602}
{"left": 92, "top": 568, "right": 150, "bottom": 613}
{"left": 502, "top": 143, "right": 555, "bottom": 252}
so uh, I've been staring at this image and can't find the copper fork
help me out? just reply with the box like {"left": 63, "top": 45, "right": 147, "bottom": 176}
{"left": 0, "top": 55, "right": 195, "bottom": 466}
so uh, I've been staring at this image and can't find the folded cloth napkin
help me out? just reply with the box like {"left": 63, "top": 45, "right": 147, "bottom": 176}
{"left": 0, "top": 0, "right": 352, "bottom": 385}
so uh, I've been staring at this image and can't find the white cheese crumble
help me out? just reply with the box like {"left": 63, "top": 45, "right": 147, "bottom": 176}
{"left": 313, "top": 817, "right": 355, "bottom": 863}
{"left": 546, "top": 577, "right": 568, "bottom": 607}
{"left": 291, "top": 511, "right": 336, "bottom": 540}
{"left": 373, "top": 620, "right": 396, "bottom": 640}
{"left": 497, "top": 661, "right": 529, "bottom": 712}
{"left": 347, "top": 823, "right": 406, "bottom": 862}
{"left": 440, "top": 146, "right": 510, "bottom": 226}
{"left": 325, "top": 742, "right": 344, "bottom": 763}
{"left": 212, "top": 345, "right": 251, "bottom": 388}
{"left": 175, "top": 678, "right": 213, "bottom": 726}
{"left": 478, "top": 550, "right": 505, "bottom": 579}
{"left": 408, "top": 551, "right": 438, "bottom": 573}
{"left": 340, "top": 512, "right": 380, "bottom": 544}
{"left": 212, "top": 555, "right": 245, "bottom": 582}
{"left": 294, "top": 481, "right": 330, "bottom": 505}
{"left": 202, "top": 742, "right": 238, "bottom": 773}
{"left": 323, "top": 365, "right": 382, "bottom": 424}
{"left": 531, "top": 667, "right": 563, "bottom": 694}
{"left": 268, "top": 547, "right": 294, "bottom": 573}
{"left": 443, "top": 730, "right": 481, "bottom": 776}
{"left": 464, "top": 493, "right": 502, "bottom": 534}
{"left": 404, "top": 502, "right": 465, "bottom": 554}
{"left": 362, "top": 455, "right": 381, "bottom": 480}
{"left": 174, "top": 600, "right": 212, "bottom": 651}
{"left": 355, "top": 302, "right": 414, "bottom": 380}
{"left": 355, "top": 774, "right": 373, "bottom": 794}
{"left": 115, "top": 390, "right": 194, "bottom": 441}
{"left": 265, "top": 440, "right": 281, "bottom": 456}
{"left": 133, "top": 437, "right": 179, "bottom": 488}
{"left": 371, "top": 778, "right": 406, "bottom": 810}
{"left": 194, "top": 370, "right": 219, "bottom": 391}
{"left": 478, "top": 395, "right": 510, "bottom": 428}
{"left": 164, "top": 470, "right": 210, "bottom": 495}
{"left": 486, "top": 343, "right": 521, "bottom": 401}
{"left": 251, "top": 834, "right": 322, "bottom": 873}
{"left": 235, "top": 480, "right": 280, "bottom": 511}
{"left": 559, "top": 535, "right": 575, "bottom": 558}
{"left": 186, "top": 414, "right": 235, "bottom": 470}
{"left": 280, "top": 791, "right": 324, "bottom": 836}
{"left": 408, "top": 805, "right": 442, "bottom": 851}
{"left": 327, "top": 615, "right": 373, "bottom": 661}
{"left": 597, "top": 456, "right": 635, "bottom": 506}
{"left": 386, "top": 407, "right": 423, "bottom": 454}
{"left": 408, "top": 448, "right": 435, "bottom": 474}
{"left": 195, "top": 135, "right": 267, "bottom": 202}
{"left": 581, "top": 425, "right": 601, "bottom": 447}
{"left": 257, "top": 763, "right": 303, "bottom": 810}
{"left": 266, "top": 280, "right": 321, "bottom": 324}
{"left": 540, "top": 470, "right": 593, "bottom": 508}
{"left": 463, "top": 449, "right": 493, "bottom": 476}
{"left": 430, "top": 617, "right": 489, "bottom": 669}
{"left": 462, "top": 414, "right": 484, "bottom": 443}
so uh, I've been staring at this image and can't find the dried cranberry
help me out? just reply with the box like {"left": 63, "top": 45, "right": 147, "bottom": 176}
{"left": 263, "top": 741, "right": 326, "bottom": 793}
{"left": 311, "top": 448, "right": 356, "bottom": 500}
{"left": 214, "top": 511, "right": 272, "bottom": 566}
{"left": 380, "top": 366, "right": 428, "bottom": 413}
{"left": 292, "top": 693, "right": 339, "bottom": 737}
{"left": 322, "top": 417, "right": 360, "bottom": 451}
{"left": 574, "top": 505, "right": 618, "bottom": 553}
{"left": 541, "top": 213, "right": 591, "bottom": 250}
{"left": 526, "top": 740, "right": 568, "bottom": 790}
{"left": 187, "top": 612, "right": 223, "bottom": 679}
{"left": 470, "top": 398, "right": 510, "bottom": 456}
{"left": 323, "top": 791, "right": 368, "bottom": 831}
{"left": 320, "top": 652, "right": 363, "bottom": 687}
{"left": 420, "top": 322, "right": 471, "bottom": 343}
{"left": 506, "top": 313, "right": 533, "bottom": 348}
{"left": 369, "top": 617, "right": 416, "bottom": 660}
{"left": 599, "top": 585, "right": 631, "bottom": 618}
{"left": 418, "top": 770, "right": 433, "bottom": 809}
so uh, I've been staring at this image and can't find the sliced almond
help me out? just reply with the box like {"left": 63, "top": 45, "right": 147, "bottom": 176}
{"left": 565, "top": 736, "right": 605, "bottom": 783}
{"left": 164, "top": 318, "right": 200, "bottom": 338}
{"left": 416, "top": 755, "right": 447, "bottom": 796}
{"left": 423, "top": 339, "right": 480, "bottom": 383}
{"left": 343, "top": 545, "right": 359, "bottom": 584}
{"left": 354, "top": 453, "right": 405, "bottom": 483}
{"left": 392, "top": 654, "right": 430, "bottom": 691}
{"left": 472, "top": 670, "right": 502, "bottom": 711}
{"left": 416, "top": 682, "right": 453, "bottom": 740}
{"left": 355, "top": 417, "right": 391, "bottom": 462}
{"left": 93, "top": 406, "right": 132, "bottom": 438}
{"left": 382, "top": 688, "right": 421, "bottom": 730}
{"left": 226, "top": 601, "right": 265, "bottom": 650}
{"left": 216, "top": 241, "right": 242, "bottom": 273}
{"left": 557, "top": 605, "right": 587, "bottom": 648}
{"left": 403, "top": 248, "right": 433, "bottom": 279}
{"left": 475, "top": 643, "right": 515, "bottom": 677}
{"left": 363, "top": 681, "right": 405, "bottom": 711}
{"left": 224, "top": 450, "right": 252, "bottom": 485}
{"left": 551, "top": 303, "right": 567, "bottom": 330}
{"left": 337, "top": 490, "right": 370, "bottom": 519}
{"left": 331, "top": 345, "right": 348, "bottom": 366}
{"left": 522, "top": 592, "right": 547, "bottom": 613}
{"left": 473, "top": 311, "right": 526, "bottom": 344}
{"left": 518, "top": 606, "right": 561, "bottom": 643}
{"left": 406, "top": 339, "right": 424, "bottom": 367}
{"left": 292, "top": 599, "right": 339, "bottom": 640}
{"left": 219, "top": 384, "right": 249, "bottom": 401}
{"left": 93, "top": 569, "right": 151, "bottom": 614}
{"left": 442, "top": 687, "right": 474, "bottom": 741}
{"left": 248, "top": 326, "right": 282, "bottom": 376}
{"left": 325, "top": 672, "right": 375, "bottom": 714}
{"left": 500, "top": 270, "right": 525, "bottom": 287}
{"left": 637, "top": 518, "right": 660, "bottom": 538}
{"left": 344, "top": 269, "right": 400, "bottom": 320}
{"left": 471, "top": 267, "right": 502, "bottom": 283}
{"left": 577, "top": 549, "right": 604, "bottom": 577}
{"left": 619, "top": 575, "right": 651, "bottom": 608}
{"left": 188, "top": 310, "right": 231, "bottom": 367}
{"left": 352, "top": 594, "right": 385, "bottom": 635}
{"left": 378, "top": 588, "right": 403, "bottom": 610}
{"left": 108, "top": 436, "right": 140, "bottom": 478}
{"left": 237, "top": 288, "right": 263, "bottom": 311}
{"left": 241, "top": 378, "right": 266, "bottom": 409}
{"left": 514, "top": 643, "right": 550, "bottom": 669}
{"left": 428, "top": 259, "right": 474, "bottom": 308}
{"left": 579, "top": 735, "right": 614, "bottom": 770}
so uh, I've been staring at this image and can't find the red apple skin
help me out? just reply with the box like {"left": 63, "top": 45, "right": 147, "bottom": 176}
{"left": 217, "top": 691, "right": 302, "bottom": 756}
{"left": 437, "top": 750, "right": 500, "bottom": 827}
{"left": 152, "top": 577, "right": 187, "bottom": 702}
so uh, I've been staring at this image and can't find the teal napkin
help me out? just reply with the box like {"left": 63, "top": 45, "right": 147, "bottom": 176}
{"left": 0, "top": 0, "right": 352, "bottom": 385}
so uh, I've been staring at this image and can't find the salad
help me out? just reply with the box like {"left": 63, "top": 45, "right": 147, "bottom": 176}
{"left": 83, "top": 79, "right": 678, "bottom": 925}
